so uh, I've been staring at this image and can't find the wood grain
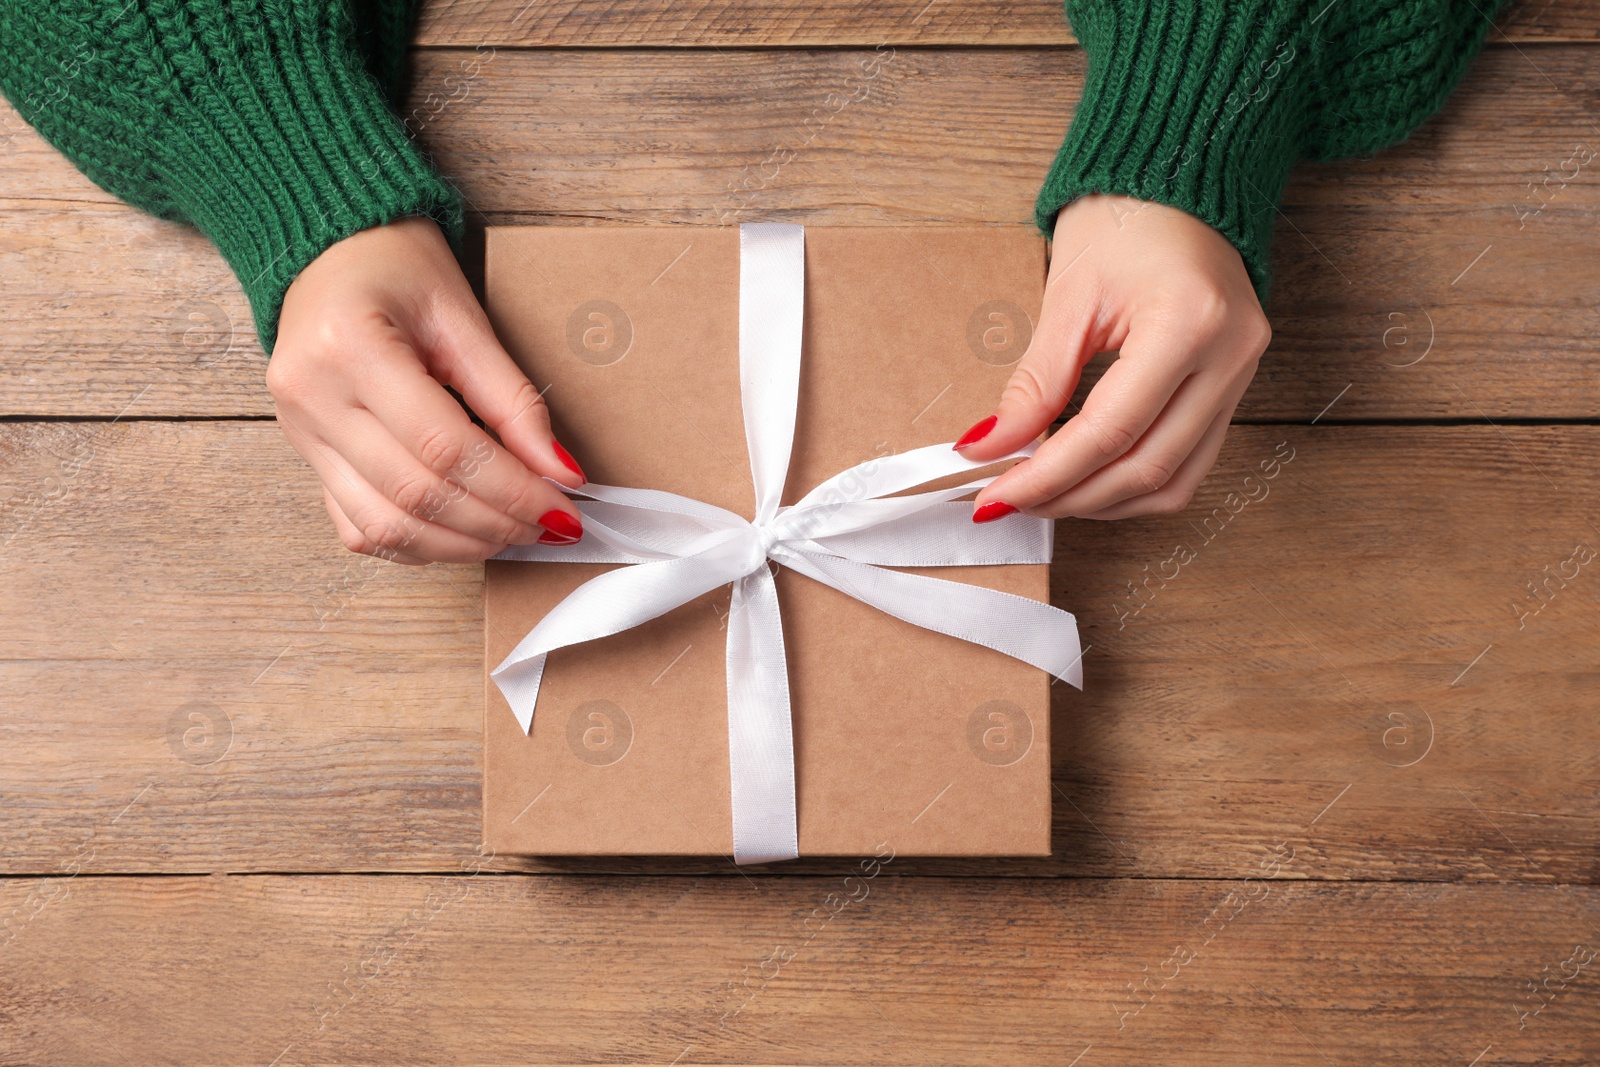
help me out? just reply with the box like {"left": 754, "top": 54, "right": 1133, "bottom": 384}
{"left": 2, "top": 874, "right": 1597, "bottom": 1064}
{"left": 3, "top": 3, "right": 1596, "bottom": 1058}
{"left": 412, "top": 0, "right": 1600, "bottom": 46}
{"left": 2, "top": 421, "right": 1595, "bottom": 879}
{"left": 2, "top": 47, "right": 1595, "bottom": 418}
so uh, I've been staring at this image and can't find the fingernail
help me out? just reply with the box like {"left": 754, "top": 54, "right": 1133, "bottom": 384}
{"left": 972, "top": 501, "right": 1018, "bottom": 524}
{"left": 538, "top": 509, "right": 583, "bottom": 541}
{"left": 551, "top": 439, "right": 586, "bottom": 482}
{"left": 954, "top": 415, "right": 998, "bottom": 450}
{"left": 537, "top": 528, "right": 580, "bottom": 546}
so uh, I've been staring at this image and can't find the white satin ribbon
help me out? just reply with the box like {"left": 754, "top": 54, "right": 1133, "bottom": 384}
{"left": 490, "top": 222, "right": 1083, "bottom": 864}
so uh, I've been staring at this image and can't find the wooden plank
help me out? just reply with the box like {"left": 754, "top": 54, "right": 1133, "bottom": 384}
{"left": 2, "top": 421, "right": 1597, "bottom": 879}
{"left": 2, "top": 47, "right": 1595, "bottom": 418}
{"left": 0, "top": 204, "right": 264, "bottom": 416}
{"left": 419, "top": 47, "right": 1600, "bottom": 423}
{"left": 2, "top": 874, "right": 1598, "bottom": 1063}
{"left": 0, "top": 112, "right": 275, "bottom": 413}
{"left": 412, "top": 0, "right": 1600, "bottom": 46}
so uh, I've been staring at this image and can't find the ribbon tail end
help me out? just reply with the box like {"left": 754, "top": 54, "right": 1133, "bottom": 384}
{"left": 490, "top": 654, "right": 549, "bottom": 736}
{"left": 1058, "top": 661, "right": 1085, "bottom": 691}
{"left": 1055, "top": 637, "right": 1086, "bottom": 691}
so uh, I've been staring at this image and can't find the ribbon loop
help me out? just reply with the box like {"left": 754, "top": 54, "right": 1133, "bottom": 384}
{"left": 491, "top": 223, "right": 1082, "bottom": 864}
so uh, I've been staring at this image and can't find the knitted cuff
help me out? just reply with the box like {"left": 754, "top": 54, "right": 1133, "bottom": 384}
{"left": 1034, "top": 0, "right": 1317, "bottom": 306}
{"left": 148, "top": 3, "right": 462, "bottom": 351}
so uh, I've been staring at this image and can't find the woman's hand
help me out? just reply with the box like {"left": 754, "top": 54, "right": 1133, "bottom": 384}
{"left": 268, "top": 217, "right": 586, "bottom": 564}
{"left": 958, "top": 194, "right": 1270, "bottom": 522}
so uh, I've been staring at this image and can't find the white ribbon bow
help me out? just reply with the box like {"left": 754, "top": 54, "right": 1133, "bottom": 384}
{"left": 490, "top": 222, "right": 1083, "bottom": 864}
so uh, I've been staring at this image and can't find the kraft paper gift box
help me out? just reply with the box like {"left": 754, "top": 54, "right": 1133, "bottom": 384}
{"left": 482, "top": 223, "right": 1073, "bottom": 860}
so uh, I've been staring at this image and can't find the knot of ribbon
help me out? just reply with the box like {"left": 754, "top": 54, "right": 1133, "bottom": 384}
{"left": 490, "top": 222, "right": 1083, "bottom": 864}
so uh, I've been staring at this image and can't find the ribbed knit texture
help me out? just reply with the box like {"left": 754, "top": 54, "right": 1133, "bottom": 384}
{"left": 1036, "top": 0, "right": 1504, "bottom": 305}
{"left": 1306, "top": 0, "right": 1506, "bottom": 161}
{"left": 0, "top": 0, "right": 462, "bottom": 352}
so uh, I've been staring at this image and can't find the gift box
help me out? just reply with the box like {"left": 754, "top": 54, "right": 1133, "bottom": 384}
{"left": 482, "top": 223, "right": 1081, "bottom": 862}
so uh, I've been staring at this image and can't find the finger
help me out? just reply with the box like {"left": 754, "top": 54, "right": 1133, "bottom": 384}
{"left": 354, "top": 339, "right": 584, "bottom": 539}
{"left": 426, "top": 302, "right": 587, "bottom": 488}
{"left": 972, "top": 319, "right": 1196, "bottom": 514}
{"left": 321, "top": 452, "right": 510, "bottom": 564}
{"left": 1071, "top": 400, "right": 1235, "bottom": 520}
{"left": 323, "top": 487, "right": 431, "bottom": 565}
{"left": 318, "top": 405, "right": 550, "bottom": 547}
{"left": 953, "top": 271, "right": 1102, "bottom": 462}
{"left": 1025, "top": 367, "right": 1243, "bottom": 518}
{"left": 280, "top": 409, "right": 508, "bottom": 563}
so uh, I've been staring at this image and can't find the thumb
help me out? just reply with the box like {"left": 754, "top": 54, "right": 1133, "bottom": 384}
{"left": 429, "top": 306, "right": 587, "bottom": 489}
{"left": 952, "top": 286, "right": 1099, "bottom": 462}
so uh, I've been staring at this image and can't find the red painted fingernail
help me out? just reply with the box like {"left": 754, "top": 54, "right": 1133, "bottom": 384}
{"left": 972, "top": 501, "right": 1018, "bottom": 524}
{"left": 538, "top": 509, "right": 583, "bottom": 541}
{"left": 954, "top": 415, "right": 998, "bottom": 450}
{"left": 537, "top": 528, "right": 580, "bottom": 546}
{"left": 551, "top": 439, "right": 586, "bottom": 482}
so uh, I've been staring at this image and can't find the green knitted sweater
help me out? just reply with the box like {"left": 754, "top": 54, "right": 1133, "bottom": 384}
{"left": 0, "top": 0, "right": 1500, "bottom": 351}
{"left": 0, "top": 0, "right": 462, "bottom": 351}
{"left": 1036, "top": 0, "right": 1504, "bottom": 301}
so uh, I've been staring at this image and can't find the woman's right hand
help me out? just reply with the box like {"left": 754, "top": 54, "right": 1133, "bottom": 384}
{"left": 268, "top": 216, "right": 586, "bottom": 565}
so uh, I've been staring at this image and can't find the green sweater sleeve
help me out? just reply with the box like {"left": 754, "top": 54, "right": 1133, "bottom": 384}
{"left": 1033, "top": 0, "right": 1502, "bottom": 306}
{"left": 0, "top": 0, "right": 463, "bottom": 352}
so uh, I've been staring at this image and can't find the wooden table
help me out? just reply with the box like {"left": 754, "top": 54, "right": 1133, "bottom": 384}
{"left": 3, "top": 2, "right": 1598, "bottom": 1062}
